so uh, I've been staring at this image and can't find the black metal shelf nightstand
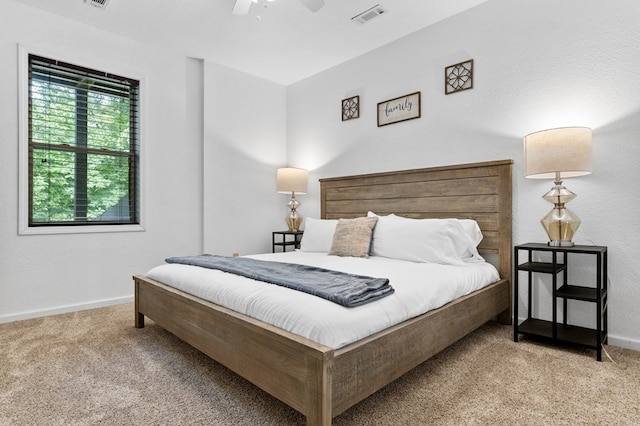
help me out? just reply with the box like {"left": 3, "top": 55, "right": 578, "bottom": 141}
{"left": 514, "top": 243, "right": 608, "bottom": 361}
{"left": 272, "top": 230, "right": 304, "bottom": 253}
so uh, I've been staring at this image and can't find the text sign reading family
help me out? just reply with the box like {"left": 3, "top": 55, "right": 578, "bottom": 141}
{"left": 377, "top": 91, "right": 421, "bottom": 127}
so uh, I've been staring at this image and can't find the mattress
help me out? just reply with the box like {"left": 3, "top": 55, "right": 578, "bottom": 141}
{"left": 145, "top": 251, "right": 500, "bottom": 349}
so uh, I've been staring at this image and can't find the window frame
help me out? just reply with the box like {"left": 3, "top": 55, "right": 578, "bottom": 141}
{"left": 18, "top": 45, "right": 146, "bottom": 235}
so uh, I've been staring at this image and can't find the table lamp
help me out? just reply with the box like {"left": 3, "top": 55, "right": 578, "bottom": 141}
{"left": 523, "top": 127, "right": 593, "bottom": 247}
{"left": 276, "top": 167, "right": 308, "bottom": 232}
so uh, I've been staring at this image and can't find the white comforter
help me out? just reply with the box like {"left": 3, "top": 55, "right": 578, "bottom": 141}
{"left": 145, "top": 252, "right": 500, "bottom": 349}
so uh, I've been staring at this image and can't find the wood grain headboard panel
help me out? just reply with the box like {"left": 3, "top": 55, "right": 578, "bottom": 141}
{"left": 319, "top": 159, "right": 513, "bottom": 280}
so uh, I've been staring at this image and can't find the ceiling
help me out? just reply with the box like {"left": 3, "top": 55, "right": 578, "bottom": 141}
{"left": 13, "top": 0, "right": 487, "bottom": 85}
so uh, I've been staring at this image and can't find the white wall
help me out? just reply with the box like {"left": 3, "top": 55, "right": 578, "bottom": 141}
{"left": 203, "top": 61, "right": 288, "bottom": 256}
{"left": 287, "top": 0, "right": 640, "bottom": 349}
{"left": 0, "top": 1, "right": 203, "bottom": 321}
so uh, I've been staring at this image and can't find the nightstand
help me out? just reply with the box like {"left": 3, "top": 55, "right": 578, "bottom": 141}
{"left": 272, "top": 230, "right": 304, "bottom": 253}
{"left": 514, "top": 243, "right": 608, "bottom": 361}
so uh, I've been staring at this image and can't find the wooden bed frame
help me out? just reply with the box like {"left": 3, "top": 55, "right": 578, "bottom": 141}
{"left": 134, "top": 159, "right": 513, "bottom": 425}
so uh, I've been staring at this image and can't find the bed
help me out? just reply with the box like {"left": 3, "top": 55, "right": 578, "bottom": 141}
{"left": 133, "top": 159, "right": 513, "bottom": 425}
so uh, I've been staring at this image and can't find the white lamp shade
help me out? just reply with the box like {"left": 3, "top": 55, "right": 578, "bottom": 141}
{"left": 276, "top": 167, "right": 308, "bottom": 194}
{"left": 524, "top": 127, "right": 593, "bottom": 179}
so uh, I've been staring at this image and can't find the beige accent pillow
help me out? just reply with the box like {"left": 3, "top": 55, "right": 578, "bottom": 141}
{"left": 329, "top": 217, "right": 378, "bottom": 258}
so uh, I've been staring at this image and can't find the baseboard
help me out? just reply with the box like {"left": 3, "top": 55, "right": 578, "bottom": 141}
{"left": 607, "top": 334, "right": 640, "bottom": 352}
{"left": 0, "top": 296, "right": 134, "bottom": 324}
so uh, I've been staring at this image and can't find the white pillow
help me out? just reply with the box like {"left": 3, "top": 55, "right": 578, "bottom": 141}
{"left": 299, "top": 218, "right": 339, "bottom": 252}
{"left": 458, "top": 219, "right": 484, "bottom": 248}
{"left": 367, "top": 212, "right": 483, "bottom": 264}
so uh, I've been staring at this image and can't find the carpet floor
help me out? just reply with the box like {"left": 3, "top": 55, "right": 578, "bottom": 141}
{"left": 1, "top": 303, "right": 639, "bottom": 425}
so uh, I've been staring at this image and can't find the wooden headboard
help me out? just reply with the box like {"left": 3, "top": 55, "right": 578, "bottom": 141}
{"left": 319, "top": 159, "right": 513, "bottom": 281}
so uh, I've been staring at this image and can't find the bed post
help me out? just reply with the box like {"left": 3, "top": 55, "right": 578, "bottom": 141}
{"left": 134, "top": 278, "right": 145, "bottom": 328}
{"left": 496, "top": 161, "right": 513, "bottom": 325}
{"left": 306, "top": 355, "right": 332, "bottom": 426}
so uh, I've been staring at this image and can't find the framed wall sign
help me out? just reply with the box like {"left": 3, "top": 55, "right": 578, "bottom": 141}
{"left": 377, "top": 91, "right": 421, "bottom": 127}
{"left": 341, "top": 95, "right": 359, "bottom": 121}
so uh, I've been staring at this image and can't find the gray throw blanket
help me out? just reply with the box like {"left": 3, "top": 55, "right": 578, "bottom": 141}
{"left": 165, "top": 254, "right": 394, "bottom": 308}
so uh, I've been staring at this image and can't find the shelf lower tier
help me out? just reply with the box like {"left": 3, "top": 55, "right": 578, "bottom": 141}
{"left": 516, "top": 318, "right": 606, "bottom": 350}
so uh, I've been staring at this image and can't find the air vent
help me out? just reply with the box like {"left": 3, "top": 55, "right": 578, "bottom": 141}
{"left": 84, "top": 0, "right": 111, "bottom": 9}
{"left": 351, "top": 4, "right": 386, "bottom": 24}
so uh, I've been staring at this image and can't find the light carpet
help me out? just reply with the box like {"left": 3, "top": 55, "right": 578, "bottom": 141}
{"left": 1, "top": 303, "right": 639, "bottom": 425}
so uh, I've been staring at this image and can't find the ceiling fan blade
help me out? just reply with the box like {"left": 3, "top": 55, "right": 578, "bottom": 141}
{"left": 298, "top": 0, "right": 324, "bottom": 12}
{"left": 232, "top": 0, "right": 253, "bottom": 15}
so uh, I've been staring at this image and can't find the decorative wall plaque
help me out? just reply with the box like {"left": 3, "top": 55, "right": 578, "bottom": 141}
{"left": 341, "top": 95, "right": 359, "bottom": 121}
{"left": 377, "top": 92, "right": 421, "bottom": 127}
{"left": 445, "top": 59, "right": 474, "bottom": 94}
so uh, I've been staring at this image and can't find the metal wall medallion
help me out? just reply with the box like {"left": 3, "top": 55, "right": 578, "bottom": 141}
{"left": 445, "top": 59, "right": 474, "bottom": 95}
{"left": 342, "top": 95, "right": 359, "bottom": 121}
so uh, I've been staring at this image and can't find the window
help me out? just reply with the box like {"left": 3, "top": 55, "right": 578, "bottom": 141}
{"left": 26, "top": 54, "right": 140, "bottom": 228}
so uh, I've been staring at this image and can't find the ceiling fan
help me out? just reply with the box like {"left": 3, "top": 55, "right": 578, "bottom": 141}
{"left": 232, "top": 0, "right": 325, "bottom": 15}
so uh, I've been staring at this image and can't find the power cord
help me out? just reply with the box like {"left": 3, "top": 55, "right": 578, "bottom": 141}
{"left": 601, "top": 344, "right": 624, "bottom": 367}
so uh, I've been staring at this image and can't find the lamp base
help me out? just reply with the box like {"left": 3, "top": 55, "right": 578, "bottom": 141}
{"left": 285, "top": 196, "right": 302, "bottom": 232}
{"left": 285, "top": 215, "right": 303, "bottom": 232}
{"left": 540, "top": 205, "right": 580, "bottom": 248}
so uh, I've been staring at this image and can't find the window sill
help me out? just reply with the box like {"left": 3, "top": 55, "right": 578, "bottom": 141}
{"left": 18, "top": 223, "right": 146, "bottom": 236}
